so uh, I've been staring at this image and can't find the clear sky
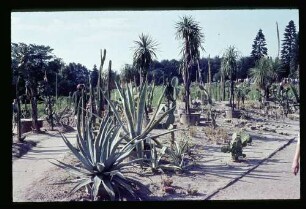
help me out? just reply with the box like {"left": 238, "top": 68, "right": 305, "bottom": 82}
{"left": 11, "top": 10, "right": 299, "bottom": 72}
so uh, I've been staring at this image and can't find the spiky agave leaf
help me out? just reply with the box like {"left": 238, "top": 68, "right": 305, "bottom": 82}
{"left": 106, "top": 81, "right": 178, "bottom": 143}
{"left": 160, "top": 139, "right": 189, "bottom": 170}
{"left": 49, "top": 160, "right": 91, "bottom": 176}
{"left": 113, "top": 82, "right": 136, "bottom": 138}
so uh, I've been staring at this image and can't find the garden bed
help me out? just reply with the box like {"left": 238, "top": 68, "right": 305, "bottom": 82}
{"left": 12, "top": 104, "right": 300, "bottom": 201}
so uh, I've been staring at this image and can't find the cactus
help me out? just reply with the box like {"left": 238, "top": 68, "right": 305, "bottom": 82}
{"left": 207, "top": 105, "right": 217, "bottom": 129}
{"left": 241, "top": 131, "right": 252, "bottom": 146}
{"left": 147, "top": 80, "right": 155, "bottom": 112}
{"left": 87, "top": 74, "right": 97, "bottom": 127}
{"left": 289, "top": 83, "right": 299, "bottom": 104}
{"left": 149, "top": 138, "right": 167, "bottom": 173}
{"left": 106, "top": 60, "right": 112, "bottom": 117}
{"left": 38, "top": 72, "right": 55, "bottom": 130}
{"left": 164, "top": 76, "right": 179, "bottom": 128}
{"left": 221, "top": 131, "right": 250, "bottom": 161}
{"left": 96, "top": 49, "right": 106, "bottom": 117}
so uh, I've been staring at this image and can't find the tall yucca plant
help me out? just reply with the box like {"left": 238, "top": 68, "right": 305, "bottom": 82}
{"left": 221, "top": 46, "right": 239, "bottom": 111}
{"left": 103, "top": 81, "right": 179, "bottom": 159}
{"left": 249, "top": 57, "right": 278, "bottom": 103}
{"left": 133, "top": 33, "right": 158, "bottom": 86}
{"left": 51, "top": 116, "right": 149, "bottom": 201}
{"left": 175, "top": 15, "right": 204, "bottom": 115}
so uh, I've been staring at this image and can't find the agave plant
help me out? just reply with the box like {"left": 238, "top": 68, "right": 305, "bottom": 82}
{"left": 103, "top": 81, "right": 179, "bottom": 160}
{"left": 146, "top": 137, "right": 190, "bottom": 172}
{"left": 160, "top": 139, "right": 190, "bottom": 171}
{"left": 149, "top": 138, "right": 167, "bottom": 172}
{"left": 50, "top": 116, "right": 149, "bottom": 201}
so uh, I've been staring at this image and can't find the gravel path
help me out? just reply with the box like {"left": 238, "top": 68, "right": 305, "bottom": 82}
{"left": 209, "top": 139, "right": 300, "bottom": 200}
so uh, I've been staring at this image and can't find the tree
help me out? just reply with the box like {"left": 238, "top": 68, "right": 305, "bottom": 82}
{"left": 149, "top": 59, "right": 181, "bottom": 84}
{"left": 120, "top": 64, "right": 139, "bottom": 85}
{"left": 175, "top": 15, "right": 204, "bottom": 115}
{"left": 59, "top": 62, "right": 90, "bottom": 95}
{"left": 251, "top": 29, "right": 268, "bottom": 63}
{"left": 11, "top": 43, "right": 56, "bottom": 132}
{"left": 133, "top": 33, "right": 158, "bottom": 86}
{"left": 281, "top": 20, "right": 297, "bottom": 78}
{"left": 90, "top": 64, "right": 99, "bottom": 88}
{"left": 290, "top": 31, "right": 299, "bottom": 78}
{"left": 221, "top": 46, "right": 239, "bottom": 111}
{"left": 47, "top": 58, "right": 65, "bottom": 100}
{"left": 237, "top": 56, "right": 254, "bottom": 80}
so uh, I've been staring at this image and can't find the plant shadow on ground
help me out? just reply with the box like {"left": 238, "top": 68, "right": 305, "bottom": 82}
{"left": 12, "top": 140, "right": 37, "bottom": 159}
{"left": 249, "top": 132, "right": 291, "bottom": 143}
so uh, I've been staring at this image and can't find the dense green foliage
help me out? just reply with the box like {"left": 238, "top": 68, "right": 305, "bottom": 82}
{"left": 251, "top": 29, "right": 268, "bottom": 62}
{"left": 281, "top": 20, "right": 298, "bottom": 78}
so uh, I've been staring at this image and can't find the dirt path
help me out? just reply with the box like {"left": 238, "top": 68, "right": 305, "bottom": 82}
{"left": 12, "top": 131, "right": 76, "bottom": 202}
{"left": 209, "top": 139, "right": 300, "bottom": 200}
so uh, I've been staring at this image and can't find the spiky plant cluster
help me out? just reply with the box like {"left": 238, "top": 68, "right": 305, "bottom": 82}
{"left": 104, "top": 81, "right": 179, "bottom": 160}
{"left": 162, "top": 138, "right": 190, "bottom": 171}
{"left": 52, "top": 49, "right": 182, "bottom": 201}
{"left": 51, "top": 115, "right": 150, "bottom": 201}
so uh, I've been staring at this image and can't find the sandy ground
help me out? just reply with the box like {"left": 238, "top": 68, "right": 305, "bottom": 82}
{"left": 12, "top": 102, "right": 300, "bottom": 201}
{"left": 12, "top": 131, "right": 80, "bottom": 202}
{"left": 210, "top": 139, "right": 300, "bottom": 200}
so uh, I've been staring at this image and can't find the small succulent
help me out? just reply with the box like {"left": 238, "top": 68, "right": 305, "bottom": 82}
{"left": 159, "top": 139, "right": 190, "bottom": 171}
{"left": 221, "top": 131, "right": 251, "bottom": 161}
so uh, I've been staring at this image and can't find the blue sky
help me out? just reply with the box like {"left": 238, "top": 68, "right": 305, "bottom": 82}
{"left": 11, "top": 10, "right": 299, "bottom": 72}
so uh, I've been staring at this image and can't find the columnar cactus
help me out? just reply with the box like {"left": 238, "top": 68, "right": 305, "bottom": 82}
{"left": 164, "top": 76, "right": 179, "bottom": 128}
{"left": 147, "top": 79, "right": 155, "bottom": 112}
{"left": 106, "top": 60, "right": 112, "bottom": 117}
{"left": 96, "top": 49, "right": 106, "bottom": 117}
{"left": 38, "top": 72, "right": 55, "bottom": 130}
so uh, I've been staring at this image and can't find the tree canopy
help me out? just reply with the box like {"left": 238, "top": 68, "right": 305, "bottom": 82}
{"left": 251, "top": 29, "right": 268, "bottom": 63}
{"left": 281, "top": 20, "right": 297, "bottom": 78}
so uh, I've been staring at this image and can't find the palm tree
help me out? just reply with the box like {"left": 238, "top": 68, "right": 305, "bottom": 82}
{"left": 249, "top": 57, "right": 279, "bottom": 105}
{"left": 133, "top": 33, "right": 158, "bottom": 86}
{"left": 221, "top": 46, "right": 239, "bottom": 111}
{"left": 175, "top": 15, "right": 204, "bottom": 114}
